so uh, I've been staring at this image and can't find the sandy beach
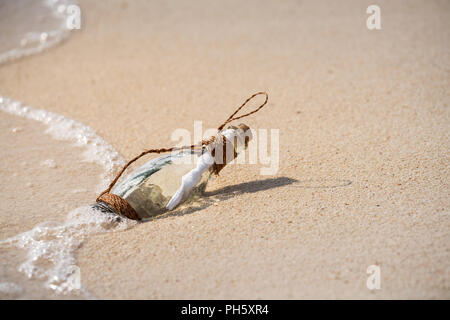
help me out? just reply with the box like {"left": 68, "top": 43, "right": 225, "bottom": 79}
{"left": 0, "top": 0, "right": 449, "bottom": 299}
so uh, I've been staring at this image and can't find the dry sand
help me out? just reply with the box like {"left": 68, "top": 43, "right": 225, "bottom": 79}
{"left": 0, "top": 0, "right": 449, "bottom": 298}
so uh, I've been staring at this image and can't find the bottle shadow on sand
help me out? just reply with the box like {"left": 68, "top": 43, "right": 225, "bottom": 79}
{"left": 147, "top": 177, "right": 297, "bottom": 220}
{"left": 146, "top": 177, "right": 352, "bottom": 221}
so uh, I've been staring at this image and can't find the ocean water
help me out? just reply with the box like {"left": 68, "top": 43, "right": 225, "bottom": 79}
{"left": 0, "top": 0, "right": 74, "bottom": 64}
{"left": 0, "top": 0, "right": 136, "bottom": 299}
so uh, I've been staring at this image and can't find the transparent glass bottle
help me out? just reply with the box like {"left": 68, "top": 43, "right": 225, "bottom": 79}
{"left": 93, "top": 124, "right": 252, "bottom": 220}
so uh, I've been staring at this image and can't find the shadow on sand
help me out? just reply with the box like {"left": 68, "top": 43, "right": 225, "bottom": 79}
{"left": 146, "top": 177, "right": 297, "bottom": 221}
{"left": 144, "top": 176, "right": 353, "bottom": 222}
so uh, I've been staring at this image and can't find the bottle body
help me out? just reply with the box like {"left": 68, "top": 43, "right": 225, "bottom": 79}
{"left": 93, "top": 124, "right": 252, "bottom": 220}
{"left": 110, "top": 150, "right": 210, "bottom": 218}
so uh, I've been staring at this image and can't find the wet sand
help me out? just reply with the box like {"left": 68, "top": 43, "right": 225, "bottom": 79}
{"left": 0, "top": 112, "right": 104, "bottom": 299}
{"left": 0, "top": 0, "right": 449, "bottom": 298}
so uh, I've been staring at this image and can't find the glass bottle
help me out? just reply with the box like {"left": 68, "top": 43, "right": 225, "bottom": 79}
{"left": 93, "top": 124, "right": 252, "bottom": 220}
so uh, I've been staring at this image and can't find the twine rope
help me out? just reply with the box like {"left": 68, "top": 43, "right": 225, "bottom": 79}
{"left": 97, "top": 91, "right": 269, "bottom": 202}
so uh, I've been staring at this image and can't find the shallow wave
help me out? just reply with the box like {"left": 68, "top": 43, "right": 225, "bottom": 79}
{"left": 0, "top": 0, "right": 133, "bottom": 298}
{"left": 0, "top": 206, "right": 136, "bottom": 297}
{"left": 0, "top": 96, "right": 130, "bottom": 297}
{"left": 0, "top": 0, "right": 77, "bottom": 64}
{"left": 0, "top": 96, "right": 125, "bottom": 192}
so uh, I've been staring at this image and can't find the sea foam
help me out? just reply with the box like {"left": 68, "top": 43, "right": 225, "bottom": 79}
{"left": 0, "top": 95, "right": 130, "bottom": 298}
{"left": 0, "top": 0, "right": 77, "bottom": 64}
{"left": 0, "top": 0, "right": 134, "bottom": 298}
{"left": 0, "top": 206, "right": 136, "bottom": 296}
{"left": 0, "top": 96, "right": 125, "bottom": 192}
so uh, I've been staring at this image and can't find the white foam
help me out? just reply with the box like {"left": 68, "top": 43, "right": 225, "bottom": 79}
{"left": 0, "top": 96, "right": 130, "bottom": 298}
{"left": 0, "top": 0, "right": 132, "bottom": 299}
{"left": 0, "top": 97, "right": 130, "bottom": 297}
{"left": 41, "top": 159, "right": 58, "bottom": 169}
{"left": 0, "top": 206, "right": 137, "bottom": 296}
{"left": 0, "top": 0, "right": 77, "bottom": 65}
{"left": 0, "top": 282, "right": 23, "bottom": 297}
{"left": 0, "top": 96, "right": 126, "bottom": 192}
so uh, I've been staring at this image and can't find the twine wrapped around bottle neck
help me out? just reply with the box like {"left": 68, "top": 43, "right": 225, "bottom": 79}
{"left": 96, "top": 92, "right": 269, "bottom": 220}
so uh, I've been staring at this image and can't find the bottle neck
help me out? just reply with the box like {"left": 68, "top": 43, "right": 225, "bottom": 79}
{"left": 209, "top": 126, "right": 249, "bottom": 175}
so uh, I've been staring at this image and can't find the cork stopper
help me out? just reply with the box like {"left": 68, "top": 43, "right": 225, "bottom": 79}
{"left": 210, "top": 123, "right": 252, "bottom": 175}
{"left": 237, "top": 123, "right": 252, "bottom": 148}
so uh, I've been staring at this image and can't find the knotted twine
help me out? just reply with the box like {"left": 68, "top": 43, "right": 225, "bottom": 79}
{"left": 96, "top": 91, "right": 269, "bottom": 220}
